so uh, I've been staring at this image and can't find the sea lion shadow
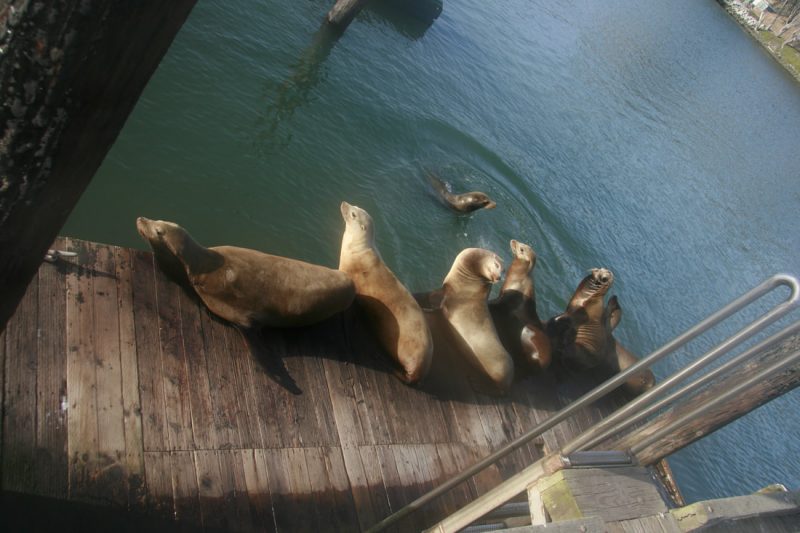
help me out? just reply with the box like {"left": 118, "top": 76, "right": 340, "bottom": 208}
{"left": 255, "top": 305, "right": 400, "bottom": 375}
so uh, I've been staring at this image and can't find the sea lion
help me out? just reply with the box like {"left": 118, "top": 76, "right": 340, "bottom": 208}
{"left": 136, "top": 217, "right": 355, "bottom": 329}
{"left": 489, "top": 239, "right": 551, "bottom": 372}
{"left": 554, "top": 268, "right": 615, "bottom": 373}
{"left": 422, "top": 248, "right": 513, "bottom": 394}
{"left": 338, "top": 202, "right": 433, "bottom": 384}
{"left": 428, "top": 173, "right": 497, "bottom": 213}
{"left": 602, "top": 296, "right": 655, "bottom": 395}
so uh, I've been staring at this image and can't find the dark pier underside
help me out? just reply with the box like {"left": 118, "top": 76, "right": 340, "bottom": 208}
{"left": 1, "top": 237, "right": 635, "bottom": 532}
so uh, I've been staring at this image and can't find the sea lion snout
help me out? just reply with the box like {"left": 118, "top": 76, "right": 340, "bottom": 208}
{"left": 591, "top": 268, "right": 614, "bottom": 285}
{"left": 487, "top": 255, "right": 503, "bottom": 282}
{"left": 136, "top": 216, "right": 154, "bottom": 239}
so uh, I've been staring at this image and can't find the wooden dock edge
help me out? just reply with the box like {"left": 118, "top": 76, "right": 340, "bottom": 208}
{"left": 670, "top": 490, "right": 800, "bottom": 531}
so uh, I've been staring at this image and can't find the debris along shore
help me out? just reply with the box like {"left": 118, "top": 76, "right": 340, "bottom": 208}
{"left": 718, "top": 0, "right": 800, "bottom": 82}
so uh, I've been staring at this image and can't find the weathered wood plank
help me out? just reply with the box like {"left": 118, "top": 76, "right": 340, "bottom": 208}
{"left": 539, "top": 466, "right": 667, "bottom": 524}
{"left": 170, "top": 451, "right": 202, "bottom": 528}
{"left": 263, "top": 448, "right": 317, "bottom": 532}
{"left": 670, "top": 491, "right": 800, "bottom": 532}
{"left": 1, "top": 262, "right": 39, "bottom": 492}
{"left": 303, "top": 447, "right": 358, "bottom": 532}
{"left": 241, "top": 449, "right": 277, "bottom": 533}
{"left": 613, "top": 334, "right": 800, "bottom": 466}
{"left": 131, "top": 251, "right": 169, "bottom": 452}
{"left": 91, "top": 244, "right": 129, "bottom": 505}
{"left": 198, "top": 310, "right": 244, "bottom": 449}
{"left": 143, "top": 451, "right": 174, "bottom": 520}
{"left": 114, "top": 246, "right": 145, "bottom": 507}
{"left": 66, "top": 238, "right": 101, "bottom": 501}
{"left": 342, "top": 445, "right": 391, "bottom": 532}
{"left": 616, "top": 513, "right": 681, "bottom": 533}
{"left": 322, "top": 446, "right": 361, "bottom": 530}
{"left": 376, "top": 445, "right": 426, "bottom": 532}
{"left": 296, "top": 354, "right": 339, "bottom": 447}
{"left": 218, "top": 449, "right": 257, "bottom": 533}
{"left": 245, "top": 330, "right": 287, "bottom": 449}
{"left": 377, "top": 367, "right": 422, "bottom": 444}
{"left": 175, "top": 284, "right": 218, "bottom": 451}
{"left": 34, "top": 256, "right": 68, "bottom": 499}
{"left": 287, "top": 446, "right": 324, "bottom": 531}
{"left": 154, "top": 268, "right": 194, "bottom": 451}
{"left": 323, "top": 352, "right": 370, "bottom": 446}
{"left": 435, "top": 443, "right": 477, "bottom": 516}
{"left": 194, "top": 450, "right": 233, "bottom": 531}
{"left": 222, "top": 326, "right": 262, "bottom": 449}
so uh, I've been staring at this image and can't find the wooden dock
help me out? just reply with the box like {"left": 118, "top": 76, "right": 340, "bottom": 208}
{"left": 0, "top": 237, "right": 634, "bottom": 532}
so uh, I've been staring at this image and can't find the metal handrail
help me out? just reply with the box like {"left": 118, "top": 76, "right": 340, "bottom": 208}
{"left": 366, "top": 274, "right": 799, "bottom": 532}
{"left": 566, "top": 319, "right": 800, "bottom": 453}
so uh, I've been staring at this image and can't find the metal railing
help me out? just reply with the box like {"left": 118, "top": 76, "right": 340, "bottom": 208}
{"left": 366, "top": 273, "right": 800, "bottom": 532}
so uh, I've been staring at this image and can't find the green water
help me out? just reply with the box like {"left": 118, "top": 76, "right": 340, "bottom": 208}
{"left": 65, "top": 0, "right": 800, "bottom": 503}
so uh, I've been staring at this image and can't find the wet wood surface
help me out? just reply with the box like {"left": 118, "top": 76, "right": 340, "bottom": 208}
{"left": 1, "top": 237, "right": 632, "bottom": 532}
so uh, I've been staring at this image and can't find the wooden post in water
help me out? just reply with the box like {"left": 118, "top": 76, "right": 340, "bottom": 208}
{"left": 608, "top": 334, "right": 800, "bottom": 466}
{"left": 326, "top": 0, "right": 369, "bottom": 29}
{"left": 0, "top": 0, "right": 198, "bottom": 332}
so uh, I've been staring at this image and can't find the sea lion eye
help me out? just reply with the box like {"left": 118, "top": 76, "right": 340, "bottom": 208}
{"left": 351, "top": 212, "right": 356, "bottom": 218}
{"left": 156, "top": 228, "right": 164, "bottom": 236}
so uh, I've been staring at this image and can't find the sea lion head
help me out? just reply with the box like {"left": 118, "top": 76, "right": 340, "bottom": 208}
{"left": 567, "top": 267, "right": 614, "bottom": 313}
{"left": 136, "top": 217, "right": 183, "bottom": 243}
{"left": 136, "top": 217, "right": 203, "bottom": 284}
{"left": 584, "top": 268, "right": 614, "bottom": 296}
{"left": 509, "top": 239, "right": 536, "bottom": 269}
{"left": 340, "top": 201, "right": 376, "bottom": 249}
{"left": 446, "top": 248, "right": 503, "bottom": 286}
{"left": 456, "top": 192, "right": 496, "bottom": 212}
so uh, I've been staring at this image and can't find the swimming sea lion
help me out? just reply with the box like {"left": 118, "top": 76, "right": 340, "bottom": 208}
{"left": 428, "top": 173, "right": 497, "bottom": 213}
{"left": 338, "top": 202, "right": 433, "bottom": 384}
{"left": 555, "top": 268, "right": 615, "bottom": 373}
{"left": 136, "top": 217, "right": 355, "bottom": 329}
{"left": 602, "top": 296, "right": 655, "bottom": 395}
{"left": 489, "top": 239, "right": 551, "bottom": 371}
{"left": 423, "top": 248, "right": 513, "bottom": 394}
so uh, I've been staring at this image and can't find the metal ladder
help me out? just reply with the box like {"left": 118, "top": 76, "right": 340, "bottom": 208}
{"left": 366, "top": 273, "right": 800, "bottom": 532}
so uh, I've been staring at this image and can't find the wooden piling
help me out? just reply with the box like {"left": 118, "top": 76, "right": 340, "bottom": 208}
{"left": 327, "top": 0, "right": 369, "bottom": 29}
{"left": 0, "top": 0, "right": 198, "bottom": 333}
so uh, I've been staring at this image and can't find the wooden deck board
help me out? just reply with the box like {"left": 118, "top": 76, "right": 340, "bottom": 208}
{"left": 35, "top": 257, "right": 69, "bottom": 499}
{"left": 0, "top": 237, "right": 648, "bottom": 532}
{"left": 154, "top": 268, "right": 195, "bottom": 452}
{"left": 2, "top": 264, "right": 39, "bottom": 492}
{"left": 114, "top": 246, "right": 146, "bottom": 507}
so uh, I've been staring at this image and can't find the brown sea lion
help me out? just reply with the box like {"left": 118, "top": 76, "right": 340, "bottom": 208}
{"left": 555, "top": 268, "right": 615, "bottom": 373}
{"left": 602, "top": 295, "right": 655, "bottom": 395}
{"left": 422, "top": 248, "right": 513, "bottom": 394}
{"left": 428, "top": 173, "right": 497, "bottom": 213}
{"left": 136, "top": 217, "right": 355, "bottom": 329}
{"left": 338, "top": 202, "right": 433, "bottom": 384}
{"left": 489, "top": 239, "right": 551, "bottom": 372}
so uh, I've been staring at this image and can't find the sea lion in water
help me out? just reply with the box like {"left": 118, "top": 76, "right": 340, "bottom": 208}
{"left": 136, "top": 217, "right": 355, "bottom": 329}
{"left": 554, "top": 268, "right": 615, "bottom": 373}
{"left": 420, "top": 248, "right": 513, "bottom": 394}
{"left": 602, "top": 296, "right": 655, "bottom": 395}
{"left": 428, "top": 173, "right": 497, "bottom": 213}
{"left": 489, "top": 240, "right": 551, "bottom": 372}
{"left": 338, "top": 202, "right": 433, "bottom": 384}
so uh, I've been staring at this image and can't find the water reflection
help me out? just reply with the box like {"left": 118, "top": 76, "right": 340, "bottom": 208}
{"left": 256, "top": 0, "right": 443, "bottom": 153}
